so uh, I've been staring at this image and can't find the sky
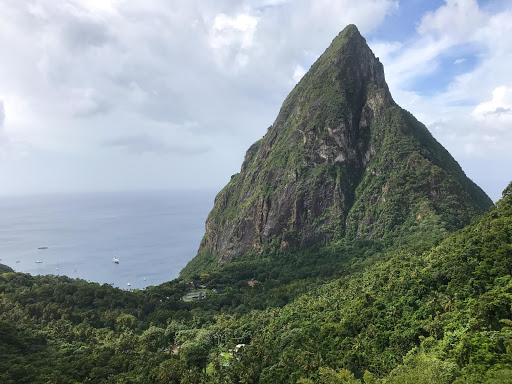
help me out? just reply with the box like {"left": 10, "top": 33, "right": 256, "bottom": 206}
{"left": 0, "top": 0, "right": 510, "bottom": 201}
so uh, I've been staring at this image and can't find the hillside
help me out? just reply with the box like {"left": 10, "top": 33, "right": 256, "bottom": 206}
{"left": 216, "top": 181, "right": 512, "bottom": 383}
{"left": 182, "top": 25, "right": 491, "bottom": 278}
{"left": 0, "top": 182, "right": 509, "bottom": 383}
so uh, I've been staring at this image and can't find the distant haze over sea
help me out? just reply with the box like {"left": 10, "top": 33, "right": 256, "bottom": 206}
{"left": 0, "top": 190, "right": 215, "bottom": 289}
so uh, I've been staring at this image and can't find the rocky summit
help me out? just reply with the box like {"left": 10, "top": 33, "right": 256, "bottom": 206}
{"left": 182, "top": 24, "right": 492, "bottom": 274}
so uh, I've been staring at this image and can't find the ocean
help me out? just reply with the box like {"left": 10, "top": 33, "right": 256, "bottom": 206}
{"left": 0, "top": 190, "right": 216, "bottom": 290}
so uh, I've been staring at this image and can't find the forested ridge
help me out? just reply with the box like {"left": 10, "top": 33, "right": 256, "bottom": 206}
{"left": 0, "top": 182, "right": 510, "bottom": 383}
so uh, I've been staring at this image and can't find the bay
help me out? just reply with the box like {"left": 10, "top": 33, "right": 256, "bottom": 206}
{"left": 0, "top": 190, "right": 215, "bottom": 290}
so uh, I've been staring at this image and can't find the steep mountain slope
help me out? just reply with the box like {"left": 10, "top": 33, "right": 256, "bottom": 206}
{"left": 182, "top": 25, "right": 491, "bottom": 275}
{"left": 220, "top": 181, "right": 512, "bottom": 383}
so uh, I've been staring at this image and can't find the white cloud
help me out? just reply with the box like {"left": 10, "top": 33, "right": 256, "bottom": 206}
{"left": 209, "top": 13, "right": 259, "bottom": 69}
{"left": 210, "top": 13, "right": 259, "bottom": 50}
{"left": 2, "top": 0, "right": 508, "bottom": 200}
{"left": 417, "top": 0, "right": 486, "bottom": 40}
{"left": 0, "top": 0, "right": 400, "bottom": 195}
{"left": 367, "top": 1, "right": 512, "bottom": 200}
{"left": 292, "top": 65, "right": 306, "bottom": 83}
{"left": 372, "top": 1, "right": 492, "bottom": 92}
{"left": 0, "top": 101, "right": 6, "bottom": 145}
{"left": 77, "top": 0, "right": 117, "bottom": 14}
{"left": 104, "top": 134, "right": 211, "bottom": 155}
{"left": 70, "top": 88, "right": 111, "bottom": 117}
{"left": 369, "top": 41, "right": 402, "bottom": 61}
{"left": 472, "top": 86, "right": 512, "bottom": 122}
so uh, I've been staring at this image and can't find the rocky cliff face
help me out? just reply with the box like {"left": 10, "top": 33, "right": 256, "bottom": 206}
{"left": 182, "top": 25, "right": 492, "bottom": 274}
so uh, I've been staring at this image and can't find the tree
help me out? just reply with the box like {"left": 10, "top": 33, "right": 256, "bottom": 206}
{"left": 179, "top": 340, "right": 209, "bottom": 372}
{"left": 141, "top": 326, "right": 167, "bottom": 352}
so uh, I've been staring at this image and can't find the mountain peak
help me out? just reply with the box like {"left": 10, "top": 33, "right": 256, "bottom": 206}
{"left": 181, "top": 25, "right": 492, "bottom": 276}
{"left": 331, "top": 23, "right": 364, "bottom": 46}
{"left": 293, "top": 23, "right": 390, "bottom": 111}
{"left": 341, "top": 23, "right": 359, "bottom": 33}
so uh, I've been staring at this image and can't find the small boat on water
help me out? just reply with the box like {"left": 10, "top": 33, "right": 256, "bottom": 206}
{"left": 16, "top": 261, "right": 20, "bottom": 263}
{"left": 38, "top": 246, "right": 48, "bottom": 250}
{"left": 112, "top": 257, "right": 119, "bottom": 264}
{"left": 127, "top": 283, "right": 131, "bottom": 287}
{"left": 35, "top": 261, "right": 43, "bottom": 264}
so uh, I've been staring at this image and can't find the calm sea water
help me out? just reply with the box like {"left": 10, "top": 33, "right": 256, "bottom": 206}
{"left": 0, "top": 190, "right": 215, "bottom": 290}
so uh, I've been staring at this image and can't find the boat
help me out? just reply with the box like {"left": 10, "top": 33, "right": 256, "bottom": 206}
{"left": 35, "top": 261, "right": 43, "bottom": 264}
{"left": 38, "top": 246, "right": 48, "bottom": 250}
{"left": 16, "top": 261, "right": 20, "bottom": 263}
{"left": 112, "top": 257, "right": 119, "bottom": 264}
{"left": 127, "top": 283, "right": 131, "bottom": 287}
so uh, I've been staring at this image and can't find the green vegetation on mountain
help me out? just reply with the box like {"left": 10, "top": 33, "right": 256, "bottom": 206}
{"left": 0, "top": 24, "right": 505, "bottom": 383}
{"left": 219, "top": 183, "right": 512, "bottom": 383}
{"left": 0, "top": 182, "right": 510, "bottom": 383}
{"left": 0, "top": 263, "right": 13, "bottom": 273}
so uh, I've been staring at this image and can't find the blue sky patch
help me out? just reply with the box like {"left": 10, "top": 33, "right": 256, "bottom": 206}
{"left": 368, "top": 0, "right": 445, "bottom": 42}
{"left": 405, "top": 45, "right": 481, "bottom": 97}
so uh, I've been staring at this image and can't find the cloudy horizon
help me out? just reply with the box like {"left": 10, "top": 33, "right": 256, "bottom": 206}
{"left": 0, "top": 0, "right": 510, "bottom": 201}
